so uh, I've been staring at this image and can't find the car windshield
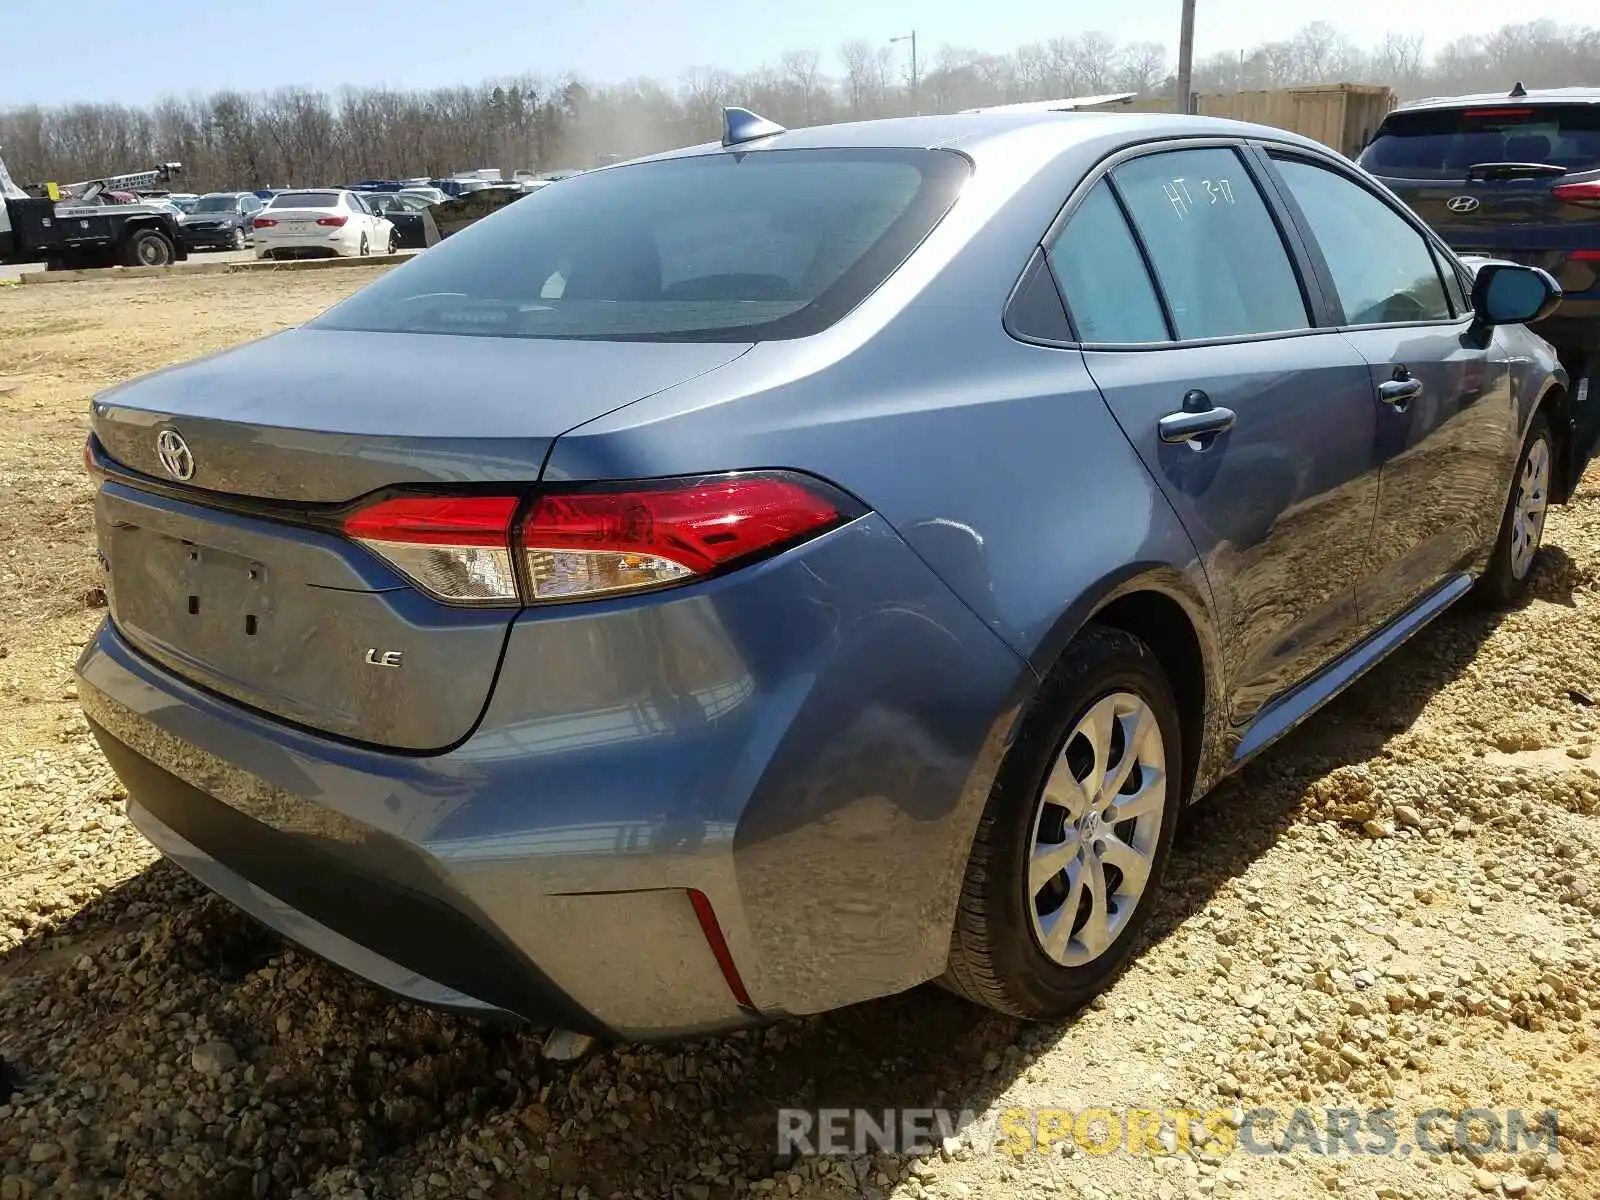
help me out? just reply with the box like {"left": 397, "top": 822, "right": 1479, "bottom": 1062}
{"left": 1361, "top": 103, "right": 1600, "bottom": 178}
{"left": 191, "top": 195, "right": 239, "bottom": 213}
{"left": 314, "top": 148, "right": 969, "bottom": 342}
{"left": 270, "top": 191, "right": 341, "bottom": 209}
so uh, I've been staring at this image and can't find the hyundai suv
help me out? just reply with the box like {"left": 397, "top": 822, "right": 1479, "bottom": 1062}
{"left": 1359, "top": 85, "right": 1600, "bottom": 390}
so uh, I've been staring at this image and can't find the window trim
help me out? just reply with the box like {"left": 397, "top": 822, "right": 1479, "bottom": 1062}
{"left": 1257, "top": 146, "right": 1475, "bottom": 331}
{"left": 1009, "top": 135, "right": 1338, "bottom": 353}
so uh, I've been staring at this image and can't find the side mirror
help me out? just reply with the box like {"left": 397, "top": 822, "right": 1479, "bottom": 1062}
{"left": 1470, "top": 262, "right": 1562, "bottom": 327}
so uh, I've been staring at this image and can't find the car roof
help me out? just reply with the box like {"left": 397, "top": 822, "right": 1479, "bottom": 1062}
{"left": 629, "top": 110, "right": 1333, "bottom": 167}
{"left": 1392, "top": 86, "right": 1600, "bottom": 114}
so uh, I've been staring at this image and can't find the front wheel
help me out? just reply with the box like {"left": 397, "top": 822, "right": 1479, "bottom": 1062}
{"left": 386, "top": 230, "right": 398, "bottom": 254}
{"left": 231, "top": 227, "right": 247, "bottom": 251}
{"left": 358, "top": 234, "right": 369, "bottom": 257}
{"left": 1476, "top": 411, "right": 1553, "bottom": 605}
{"left": 942, "top": 626, "right": 1182, "bottom": 1020}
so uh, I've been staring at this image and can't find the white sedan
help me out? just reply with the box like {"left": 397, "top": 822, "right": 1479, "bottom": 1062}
{"left": 253, "top": 189, "right": 396, "bottom": 260}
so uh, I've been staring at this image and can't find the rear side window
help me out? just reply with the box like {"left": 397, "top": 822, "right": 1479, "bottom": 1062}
{"left": 270, "top": 192, "right": 341, "bottom": 208}
{"left": 1112, "top": 148, "right": 1310, "bottom": 341}
{"left": 1360, "top": 104, "right": 1600, "bottom": 178}
{"left": 1048, "top": 182, "right": 1168, "bottom": 343}
{"left": 315, "top": 148, "right": 970, "bottom": 342}
{"left": 1272, "top": 158, "right": 1453, "bottom": 325}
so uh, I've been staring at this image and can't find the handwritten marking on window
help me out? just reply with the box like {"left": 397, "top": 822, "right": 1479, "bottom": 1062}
{"left": 1161, "top": 177, "right": 1235, "bottom": 221}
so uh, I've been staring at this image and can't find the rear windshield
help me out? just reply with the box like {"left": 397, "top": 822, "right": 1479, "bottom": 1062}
{"left": 270, "top": 191, "right": 341, "bottom": 208}
{"left": 1361, "top": 104, "right": 1600, "bottom": 178}
{"left": 191, "top": 194, "right": 239, "bottom": 213}
{"left": 313, "top": 147, "right": 970, "bottom": 342}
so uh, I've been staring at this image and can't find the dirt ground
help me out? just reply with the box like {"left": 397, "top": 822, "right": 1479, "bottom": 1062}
{"left": 0, "top": 271, "right": 1597, "bottom": 1200}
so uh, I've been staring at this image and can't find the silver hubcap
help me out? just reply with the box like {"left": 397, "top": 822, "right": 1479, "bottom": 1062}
{"left": 1510, "top": 436, "right": 1550, "bottom": 581}
{"left": 1028, "top": 692, "right": 1167, "bottom": 968}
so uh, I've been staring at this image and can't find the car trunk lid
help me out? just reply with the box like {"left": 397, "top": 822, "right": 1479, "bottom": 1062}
{"left": 90, "top": 327, "right": 750, "bottom": 749}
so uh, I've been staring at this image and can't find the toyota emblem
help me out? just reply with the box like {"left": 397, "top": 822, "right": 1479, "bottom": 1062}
{"left": 155, "top": 429, "right": 195, "bottom": 481}
{"left": 1446, "top": 195, "right": 1481, "bottom": 214}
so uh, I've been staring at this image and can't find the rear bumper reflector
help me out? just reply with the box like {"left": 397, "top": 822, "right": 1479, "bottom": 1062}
{"left": 687, "top": 888, "right": 754, "bottom": 1009}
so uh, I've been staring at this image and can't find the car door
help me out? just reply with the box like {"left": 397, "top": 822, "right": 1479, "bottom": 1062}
{"left": 1047, "top": 144, "right": 1387, "bottom": 736}
{"left": 1260, "top": 150, "right": 1515, "bottom": 634}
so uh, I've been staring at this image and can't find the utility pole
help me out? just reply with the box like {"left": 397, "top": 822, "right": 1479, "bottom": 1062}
{"left": 892, "top": 31, "right": 919, "bottom": 115}
{"left": 1176, "top": 0, "right": 1196, "bottom": 114}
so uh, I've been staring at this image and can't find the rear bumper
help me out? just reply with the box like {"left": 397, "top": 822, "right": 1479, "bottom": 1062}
{"left": 256, "top": 244, "right": 344, "bottom": 260}
{"left": 77, "top": 514, "right": 1025, "bottom": 1039}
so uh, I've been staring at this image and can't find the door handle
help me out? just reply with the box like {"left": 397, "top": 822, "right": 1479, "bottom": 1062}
{"left": 1379, "top": 378, "right": 1423, "bottom": 406}
{"left": 1159, "top": 390, "right": 1236, "bottom": 446}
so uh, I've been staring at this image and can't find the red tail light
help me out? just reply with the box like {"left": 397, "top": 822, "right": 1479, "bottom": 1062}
{"left": 1462, "top": 108, "right": 1534, "bottom": 120}
{"left": 253, "top": 217, "right": 277, "bottom": 228}
{"left": 1552, "top": 180, "right": 1600, "bottom": 209}
{"left": 316, "top": 215, "right": 348, "bottom": 227}
{"left": 520, "top": 474, "right": 847, "bottom": 601}
{"left": 343, "top": 495, "right": 521, "bottom": 605}
{"left": 340, "top": 473, "right": 854, "bottom": 606}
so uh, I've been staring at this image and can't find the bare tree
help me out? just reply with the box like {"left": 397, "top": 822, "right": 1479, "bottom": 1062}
{"left": 4, "top": 20, "right": 1599, "bottom": 190}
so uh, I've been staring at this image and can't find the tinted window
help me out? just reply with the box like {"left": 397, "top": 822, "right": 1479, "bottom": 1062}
{"left": 269, "top": 191, "right": 341, "bottom": 208}
{"left": 1273, "top": 158, "right": 1452, "bottom": 325}
{"left": 191, "top": 194, "right": 240, "bottom": 213}
{"left": 315, "top": 148, "right": 970, "bottom": 342}
{"left": 1112, "top": 148, "right": 1309, "bottom": 340}
{"left": 1360, "top": 104, "right": 1600, "bottom": 178}
{"left": 1007, "top": 250, "right": 1074, "bottom": 342}
{"left": 1048, "top": 182, "right": 1168, "bottom": 343}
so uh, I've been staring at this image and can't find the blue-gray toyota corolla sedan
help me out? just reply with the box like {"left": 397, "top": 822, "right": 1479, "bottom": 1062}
{"left": 78, "top": 108, "right": 1593, "bottom": 1041}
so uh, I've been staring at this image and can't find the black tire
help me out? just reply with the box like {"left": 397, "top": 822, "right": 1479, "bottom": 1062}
{"left": 942, "top": 625, "right": 1183, "bottom": 1020}
{"left": 1476, "top": 411, "right": 1554, "bottom": 606}
{"left": 231, "top": 226, "right": 247, "bottom": 251}
{"left": 358, "top": 234, "right": 369, "bottom": 257}
{"left": 386, "top": 230, "right": 398, "bottom": 254}
{"left": 121, "top": 229, "right": 174, "bottom": 268}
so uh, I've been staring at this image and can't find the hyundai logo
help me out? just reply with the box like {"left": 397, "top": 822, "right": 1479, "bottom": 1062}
{"left": 155, "top": 429, "right": 195, "bottom": 481}
{"left": 1446, "top": 196, "right": 1481, "bottom": 214}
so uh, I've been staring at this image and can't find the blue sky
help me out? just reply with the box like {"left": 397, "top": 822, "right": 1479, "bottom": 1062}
{"left": 0, "top": 0, "right": 1582, "bottom": 106}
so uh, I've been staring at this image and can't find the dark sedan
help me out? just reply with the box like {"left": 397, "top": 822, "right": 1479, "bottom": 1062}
{"left": 356, "top": 191, "right": 440, "bottom": 250}
{"left": 180, "top": 192, "right": 265, "bottom": 251}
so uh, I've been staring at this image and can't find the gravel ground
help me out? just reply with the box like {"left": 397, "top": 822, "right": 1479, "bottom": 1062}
{"left": 1, "top": 272, "right": 1598, "bottom": 1200}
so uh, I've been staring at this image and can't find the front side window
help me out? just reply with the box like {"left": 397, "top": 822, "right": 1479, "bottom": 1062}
{"left": 1272, "top": 157, "right": 1453, "bottom": 326}
{"left": 1047, "top": 181, "right": 1168, "bottom": 343}
{"left": 313, "top": 148, "right": 970, "bottom": 342}
{"left": 1112, "top": 147, "right": 1310, "bottom": 340}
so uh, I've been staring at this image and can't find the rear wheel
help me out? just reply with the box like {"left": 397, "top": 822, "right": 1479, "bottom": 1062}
{"left": 358, "top": 234, "right": 370, "bottom": 257}
{"left": 942, "top": 626, "right": 1182, "bottom": 1020}
{"left": 1477, "top": 411, "right": 1553, "bottom": 605}
{"left": 386, "top": 229, "right": 398, "bottom": 254}
{"left": 121, "top": 229, "right": 175, "bottom": 268}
